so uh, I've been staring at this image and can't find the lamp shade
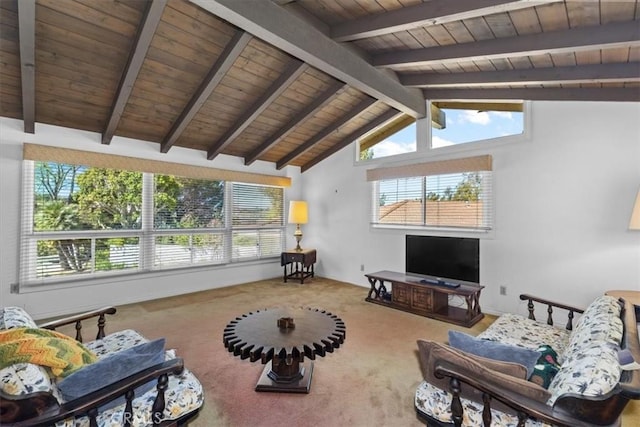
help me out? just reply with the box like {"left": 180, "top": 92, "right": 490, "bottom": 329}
{"left": 630, "top": 188, "right": 640, "bottom": 230}
{"left": 288, "top": 201, "right": 308, "bottom": 224}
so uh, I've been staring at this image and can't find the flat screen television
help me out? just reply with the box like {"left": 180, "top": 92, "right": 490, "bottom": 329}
{"left": 405, "top": 235, "right": 479, "bottom": 284}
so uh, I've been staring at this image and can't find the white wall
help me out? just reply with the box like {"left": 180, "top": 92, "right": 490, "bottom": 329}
{"left": 0, "top": 117, "right": 302, "bottom": 320}
{"left": 302, "top": 101, "right": 640, "bottom": 315}
{"left": 2, "top": 102, "right": 639, "bottom": 320}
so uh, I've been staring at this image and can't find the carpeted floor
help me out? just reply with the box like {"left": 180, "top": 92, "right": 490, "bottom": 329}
{"left": 66, "top": 276, "right": 639, "bottom": 426}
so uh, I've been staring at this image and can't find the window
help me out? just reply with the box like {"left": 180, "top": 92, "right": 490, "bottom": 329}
{"left": 358, "top": 119, "right": 416, "bottom": 161}
{"left": 357, "top": 101, "right": 526, "bottom": 163}
{"left": 368, "top": 155, "right": 493, "bottom": 231}
{"left": 20, "top": 158, "right": 285, "bottom": 288}
{"left": 431, "top": 101, "right": 524, "bottom": 149}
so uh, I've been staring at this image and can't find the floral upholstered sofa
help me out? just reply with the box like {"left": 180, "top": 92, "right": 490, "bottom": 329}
{"left": 415, "top": 294, "right": 640, "bottom": 426}
{"left": 0, "top": 306, "right": 204, "bottom": 426}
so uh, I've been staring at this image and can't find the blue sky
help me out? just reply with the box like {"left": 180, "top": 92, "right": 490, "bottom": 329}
{"left": 370, "top": 108, "right": 523, "bottom": 158}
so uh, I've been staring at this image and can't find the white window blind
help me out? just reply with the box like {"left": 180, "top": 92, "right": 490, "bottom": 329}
{"left": 19, "top": 158, "right": 286, "bottom": 289}
{"left": 231, "top": 183, "right": 284, "bottom": 261}
{"left": 369, "top": 156, "right": 493, "bottom": 231}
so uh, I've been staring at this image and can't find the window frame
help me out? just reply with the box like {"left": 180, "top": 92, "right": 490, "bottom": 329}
{"left": 19, "top": 161, "right": 286, "bottom": 290}
{"left": 355, "top": 101, "right": 530, "bottom": 165}
{"left": 367, "top": 155, "right": 494, "bottom": 235}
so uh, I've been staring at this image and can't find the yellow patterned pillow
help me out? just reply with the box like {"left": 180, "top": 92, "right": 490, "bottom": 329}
{"left": 0, "top": 327, "right": 97, "bottom": 378}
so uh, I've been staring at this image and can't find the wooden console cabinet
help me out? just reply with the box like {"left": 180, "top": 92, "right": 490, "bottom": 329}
{"left": 365, "top": 270, "right": 484, "bottom": 327}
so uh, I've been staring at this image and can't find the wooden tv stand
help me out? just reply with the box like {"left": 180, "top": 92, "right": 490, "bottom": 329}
{"left": 364, "top": 270, "right": 484, "bottom": 327}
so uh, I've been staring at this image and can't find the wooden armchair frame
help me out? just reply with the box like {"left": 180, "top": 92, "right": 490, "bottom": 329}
{"left": 417, "top": 295, "right": 640, "bottom": 427}
{"left": 0, "top": 307, "right": 200, "bottom": 427}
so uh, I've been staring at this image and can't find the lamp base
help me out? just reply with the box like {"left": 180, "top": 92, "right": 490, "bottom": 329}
{"left": 294, "top": 225, "right": 303, "bottom": 251}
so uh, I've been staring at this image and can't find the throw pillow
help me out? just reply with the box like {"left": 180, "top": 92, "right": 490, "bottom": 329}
{"left": 57, "top": 338, "right": 165, "bottom": 410}
{"left": 416, "top": 339, "right": 551, "bottom": 417}
{"left": 448, "top": 330, "right": 540, "bottom": 378}
{"left": 529, "top": 345, "right": 561, "bottom": 388}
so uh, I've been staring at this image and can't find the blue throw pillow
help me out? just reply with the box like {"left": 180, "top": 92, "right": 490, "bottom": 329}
{"left": 57, "top": 338, "right": 166, "bottom": 410}
{"left": 448, "top": 331, "right": 540, "bottom": 378}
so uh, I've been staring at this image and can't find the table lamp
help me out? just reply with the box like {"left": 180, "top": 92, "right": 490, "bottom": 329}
{"left": 288, "top": 201, "right": 308, "bottom": 251}
{"left": 630, "top": 188, "right": 640, "bottom": 230}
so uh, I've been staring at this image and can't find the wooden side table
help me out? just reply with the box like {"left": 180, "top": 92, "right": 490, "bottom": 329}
{"left": 605, "top": 290, "right": 640, "bottom": 306}
{"left": 605, "top": 290, "right": 640, "bottom": 319}
{"left": 281, "top": 249, "right": 316, "bottom": 284}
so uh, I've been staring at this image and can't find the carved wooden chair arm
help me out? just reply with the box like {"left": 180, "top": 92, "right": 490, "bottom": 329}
{"left": 38, "top": 306, "right": 117, "bottom": 342}
{"left": 433, "top": 362, "right": 594, "bottom": 427}
{"left": 519, "top": 294, "right": 584, "bottom": 330}
{"left": 1, "top": 358, "right": 185, "bottom": 427}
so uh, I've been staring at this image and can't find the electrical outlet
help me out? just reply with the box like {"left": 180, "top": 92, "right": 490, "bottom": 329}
{"left": 499, "top": 285, "right": 507, "bottom": 296}
{"left": 360, "top": 264, "right": 365, "bottom": 272}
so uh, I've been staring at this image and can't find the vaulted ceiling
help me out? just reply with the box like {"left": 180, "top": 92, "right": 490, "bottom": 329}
{"left": 1, "top": 0, "right": 639, "bottom": 172}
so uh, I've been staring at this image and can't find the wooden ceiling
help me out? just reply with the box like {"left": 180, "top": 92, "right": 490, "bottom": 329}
{"left": 1, "top": 0, "right": 639, "bottom": 172}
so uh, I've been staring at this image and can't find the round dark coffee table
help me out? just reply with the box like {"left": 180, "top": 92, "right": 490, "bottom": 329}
{"left": 223, "top": 307, "right": 346, "bottom": 393}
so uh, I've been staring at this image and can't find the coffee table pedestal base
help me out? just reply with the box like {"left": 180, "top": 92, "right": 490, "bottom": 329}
{"left": 255, "top": 361, "right": 314, "bottom": 393}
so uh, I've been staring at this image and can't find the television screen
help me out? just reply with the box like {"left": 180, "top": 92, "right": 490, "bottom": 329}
{"left": 405, "top": 235, "right": 479, "bottom": 283}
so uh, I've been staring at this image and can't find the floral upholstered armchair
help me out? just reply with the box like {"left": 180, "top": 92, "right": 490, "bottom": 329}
{"left": 0, "top": 306, "right": 204, "bottom": 426}
{"left": 415, "top": 295, "right": 640, "bottom": 426}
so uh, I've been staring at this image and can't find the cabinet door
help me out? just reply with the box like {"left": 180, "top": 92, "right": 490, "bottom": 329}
{"left": 411, "top": 287, "right": 433, "bottom": 312}
{"left": 392, "top": 282, "right": 410, "bottom": 307}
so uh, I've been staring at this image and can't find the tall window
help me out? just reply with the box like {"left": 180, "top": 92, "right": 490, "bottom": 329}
{"left": 20, "top": 161, "right": 285, "bottom": 287}
{"left": 368, "top": 156, "right": 493, "bottom": 232}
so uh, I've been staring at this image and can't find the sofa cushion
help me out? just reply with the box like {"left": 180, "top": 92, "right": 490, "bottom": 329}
{"left": 0, "top": 362, "right": 57, "bottom": 397}
{"left": 547, "top": 341, "right": 621, "bottom": 405}
{"left": 83, "top": 329, "right": 149, "bottom": 358}
{"left": 448, "top": 331, "right": 540, "bottom": 378}
{"left": 416, "top": 381, "right": 552, "bottom": 427}
{"left": 54, "top": 350, "right": 204, "bottom": 427}
{"left": 477, "top": 313, "right": 571, "bottom": 361}
{"left": 58, "top": 338, "right": 166, "bottom": 410}
{"left": 417, "top": 340, "right": 549, "bottom": 418}
{"left": 573, "top": 295, "right": 622, "bottom": 332}
{"left": 0, "top": 307, "right": 38, "bottom": 330}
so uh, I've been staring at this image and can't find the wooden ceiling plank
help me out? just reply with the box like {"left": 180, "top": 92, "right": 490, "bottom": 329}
{"left": 374, "top": 21, "right": 640, "bottom": 68}
{"left": 189, "top": 0, "right": 425, "bottom": 118}
{"left": 244, "top": 80, "right": 346, "bottom": 165}
{"left": 18, "top": 0, "right": 35, "bottom": 133}
{"left": 206, "top": 58, "right": 308, "bottom": 160}
{"left": 276, "top": 96, "right": 377, "bottom": 169}
{"left": 301, "top": 108, "right": 401, "bottom": 172}
{"left": 423, "top": 87, "right": 640, "bottom": 102}
{"left": 330, "top": 0, "right": 561, "bottom": 42}
{"left": 401, "top": 62, "right": 640, "bottom": 87}
{"left": 160, "top": 30, "right": 252, "bottom": 153}
{"left": 102, "top": 0, "right": 168, "bottom": 145}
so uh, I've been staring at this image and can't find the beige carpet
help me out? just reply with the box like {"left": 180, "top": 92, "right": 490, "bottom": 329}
{"left": 63, "top": 276, "right": 640, "bottom": 426}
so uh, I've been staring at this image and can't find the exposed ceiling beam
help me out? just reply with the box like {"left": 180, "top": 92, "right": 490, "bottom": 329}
{"left": 207, "top": 59, "right": 308, "bottom": 160}
{"left": 301, "top": 109, "right": 401, "bottom": 172}
{"left": 161, "top": 31, "right": 252, "bottom": 154}
{"left": 433, "top": 101, "right": 523, "bottom": 112}
{"left": 244, "top": 80, "right": 346, "bottom": 166}
{"left": 374, "top": 21, "right": 640, "bottom": 68}
{"left": 401, "top": 63, "right": 640, "bottom": 87}
{"left": 18, "top": 0, "right": 35, "bottom": 134}
{"left": 430, "top": 103, "right": 446, "bottom": 129}
{"left": 331, "top": 0, "right": 560, "bottom": 42}
{"left": 423, "top": 87, "right": 640, "bottom": 102}
{"left": 102, "top": 0, "right": 167, "bottom": 145}
{"left": 189, "top": 0, "right": 426, "bottom": 118}
{"left": 276, "top": 97, "right": 377, "bottom": 169}
{"left": 359, "top": 114, "right": 415, "bottom": 151}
